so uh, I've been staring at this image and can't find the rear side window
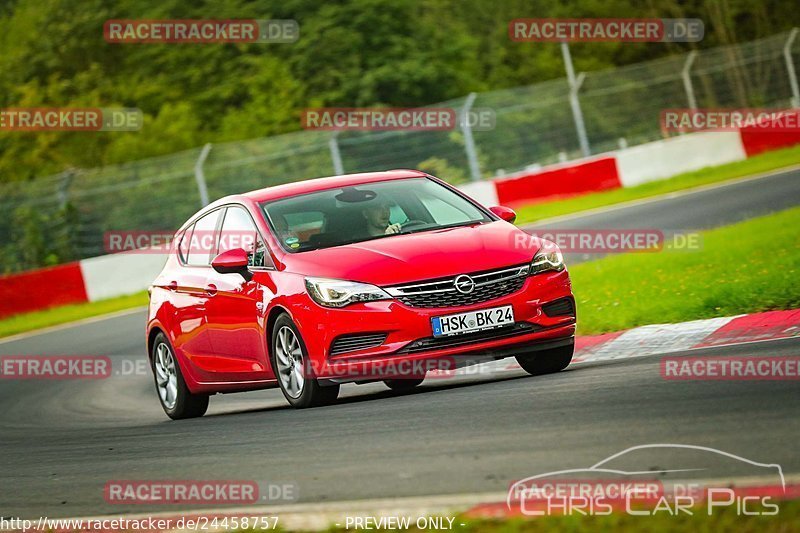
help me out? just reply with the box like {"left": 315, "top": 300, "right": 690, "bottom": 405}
{"left": 178, "top": 226, "right": 193, "bottom": 263}
{"left": 186, "top": 209, "right": 221, "bottom": 266}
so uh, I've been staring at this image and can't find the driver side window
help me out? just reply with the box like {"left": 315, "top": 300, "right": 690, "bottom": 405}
{"left": 218, "top": 206, "right": 271, "bottom": 268}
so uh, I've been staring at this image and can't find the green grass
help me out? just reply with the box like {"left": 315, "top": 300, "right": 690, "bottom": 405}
{"left": 570, "top": 206, "right": 800, "bottom": 335}
{"left": 514, "top": 144, "right": 800, "bottom": 225}
{"left": 309, "top": 499, "right": 800, "bottom": 532}
{"left": 0, "top": 291, "right": 148, "bottom": 339}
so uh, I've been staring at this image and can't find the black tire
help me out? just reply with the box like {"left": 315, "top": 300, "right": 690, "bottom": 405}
{"left": 515, "top": 341, "right": 574, "bottom": 376}
{"left": 150, "top": 332, "right": 209, "bottom": 420}
{"left": 384, "top": 377, "right": 425, "bottom": 391}
{"left": 271, "top": 314, "right": 340, "bottom": 408}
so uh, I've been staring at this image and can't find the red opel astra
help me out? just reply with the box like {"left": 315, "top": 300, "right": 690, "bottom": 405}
{"left": 146, "top": 170, "right": 576, "bottom": 418}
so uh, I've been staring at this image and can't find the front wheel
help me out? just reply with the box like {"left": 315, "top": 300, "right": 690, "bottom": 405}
{"left": 515, "top": 341, "right": 574, "bottom": 376}
{"left": 151, "top": 333, "right": 209, "bottom": 419}
{"left": 271, "top": 314, "right": 340, "bottom": 408}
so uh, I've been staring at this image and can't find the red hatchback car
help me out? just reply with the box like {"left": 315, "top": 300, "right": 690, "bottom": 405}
{"left": 146, "top": 170, "right": 576, "bottom": 418}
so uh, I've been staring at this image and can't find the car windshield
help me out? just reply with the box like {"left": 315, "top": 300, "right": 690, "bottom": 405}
{"left": 261, "top": 177, "right": 491, "bottom": 253}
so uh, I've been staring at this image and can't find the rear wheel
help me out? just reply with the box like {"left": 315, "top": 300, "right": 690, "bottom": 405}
{"left": 271, "top": 314, "right": 340, "bottom": 408}
{"left": 151, "top": 333, "right": 209, "bottom": 419}
{"left": 515, "top": 341, "right": 574, "bottom": 376}
{"left": 384, "top": 377, "right": 425, "bottom": 391}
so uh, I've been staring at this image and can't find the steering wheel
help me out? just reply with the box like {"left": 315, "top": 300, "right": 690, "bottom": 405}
{"left": 400, "top": 219, "right": 429, "bottom": 230}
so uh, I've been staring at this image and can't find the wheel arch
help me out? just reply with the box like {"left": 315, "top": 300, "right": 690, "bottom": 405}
{"left": 266, "top": 305, "right": 292, "bottom": 344}
{"left": 146, "top": 325, "right": 166, "bottom": 361}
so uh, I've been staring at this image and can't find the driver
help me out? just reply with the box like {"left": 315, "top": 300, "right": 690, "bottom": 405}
{"left": 362, "top": 199, "right": 401, "bottom": 236}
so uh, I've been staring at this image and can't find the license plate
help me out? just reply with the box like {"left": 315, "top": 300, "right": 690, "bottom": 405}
{"left": 431, "top": 305, "right": 514, "bottom": 337}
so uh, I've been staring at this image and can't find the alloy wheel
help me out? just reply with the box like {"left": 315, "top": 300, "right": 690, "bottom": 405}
{"left": 154, "top": 342, "right": 178, "bottom": 409}
{"left": 275, "top": 326, "right": 305, "bottom": 398}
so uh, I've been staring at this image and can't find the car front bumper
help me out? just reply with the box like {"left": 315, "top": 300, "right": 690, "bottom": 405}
{"left": 293, "top": 269, "right": 576, "bottom": 382}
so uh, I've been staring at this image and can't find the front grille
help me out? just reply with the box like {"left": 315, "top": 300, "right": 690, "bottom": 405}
{"left": 330, "top": 333, "right": 387, "bottom": 356}
{"left": 542, "top": 297, "right": 576, "bottom": 317}
{"left": 398, "top": 322, "right": 539, "bottom": 354}
{"left": 386, "top": 264, "right": 529, "bottom": 309}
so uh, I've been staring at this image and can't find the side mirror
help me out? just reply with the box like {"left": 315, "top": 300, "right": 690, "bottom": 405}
{"left": 489, "top": 205, "right": 517, "bottom": 224}
{"left": 212, "top": 248, "right": 252, "bottom": 281}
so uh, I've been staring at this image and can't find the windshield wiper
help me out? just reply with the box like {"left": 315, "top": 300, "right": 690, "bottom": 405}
{"left": 303, "top": 221, "right": 486, "bottom": 251}
{"left": 398, "top": 220, "right": 483, "bottom": 236}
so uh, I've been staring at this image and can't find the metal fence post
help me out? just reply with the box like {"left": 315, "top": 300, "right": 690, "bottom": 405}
{"left": 461, "top": 92, "right": 482, "bottom": 181}
{"left": 329, "top": 132, "right": 345, "bottom": 175}
{"left": 57, "top": 169, "right": 75, "bottom": 209}
{"left": 682, "top": 51, "right": 699, "bottom": 109}
{"left": 194, "top": 143, "right": 212, "bottom": 207}
{"left": 784, "top": 28, "right": 800, "bottom": 108}
{"left": 561, "top": 42, "right": 591, "bottom": 158}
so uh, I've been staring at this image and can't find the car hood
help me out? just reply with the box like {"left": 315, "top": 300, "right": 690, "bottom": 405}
{"left": 282, "top": 221, "right": 541, "bottom": 286}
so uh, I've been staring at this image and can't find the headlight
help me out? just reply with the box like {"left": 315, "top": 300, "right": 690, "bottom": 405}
{"left": 305, "top": 277, "right": 391, "bottom": 308}
{"left": 530, "top": 240, "right": 565, "bottom": 274}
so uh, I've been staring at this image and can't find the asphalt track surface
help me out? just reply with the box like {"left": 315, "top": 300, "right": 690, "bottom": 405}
{"left": 1, "top": 168, "right": 799, "bottom": 519}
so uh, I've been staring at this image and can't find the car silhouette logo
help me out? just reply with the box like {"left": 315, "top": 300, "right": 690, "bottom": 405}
{"left": 506, "top": 443, "right": 786, "bottom": 510}
{"left": 454, "top": 275, "right": 475, "bottom": 294}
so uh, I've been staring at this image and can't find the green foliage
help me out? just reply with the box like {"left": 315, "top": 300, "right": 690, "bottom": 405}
{"left": 1, "top": 0, "right": 799, "bottom": 273}
{"left": 1, "top": 0, "right": 798, "bottom": 182}
{"left": 417, "top": 156, "right": 468, "bottom": 184}
{"left": 1, "top": 202, "right": 81, "bottom": 273}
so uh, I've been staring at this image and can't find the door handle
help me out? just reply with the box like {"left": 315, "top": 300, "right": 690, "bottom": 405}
{"left": 167, "top": 281, "right": 178, "bottom": 291}
{"left": 205, "top": 284, "right": 218, "bottom": 296}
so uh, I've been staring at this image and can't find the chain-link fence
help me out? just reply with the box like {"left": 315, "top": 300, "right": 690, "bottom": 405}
{"left": 1, "top": 30, "right": 798, "bottom": 273}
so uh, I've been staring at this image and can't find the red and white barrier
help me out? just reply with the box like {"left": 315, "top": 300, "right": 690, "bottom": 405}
{"left": 494, "top": 155, "right": 621, "bottom": 207}
{"left": 739, "top": 112, "right": 800, "bottom": 157}
{"left": 0, "top": 252, "right": 168, "bottom": 319}
{"left": 459, "top": 126, "right": 799, "bottom": 207}
{"left": 78, "top": 252, "right": 168, "bottom": 303}
{"left": 615, "top": 131, "right": 746, "bottom": 187}
{"left": 0, "top": 263, "right": 88, "bottom": 319}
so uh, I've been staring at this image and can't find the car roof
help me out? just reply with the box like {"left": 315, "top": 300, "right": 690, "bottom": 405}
{"left": 182, "top": 170, "right": 431, "bottom": 230}
{"left": 241, "top": 169, "right": 429, "bottom": 203}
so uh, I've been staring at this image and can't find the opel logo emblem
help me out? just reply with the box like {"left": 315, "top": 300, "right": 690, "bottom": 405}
{"left": 454, "top": 274, "right": 475, "bottom": 294}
